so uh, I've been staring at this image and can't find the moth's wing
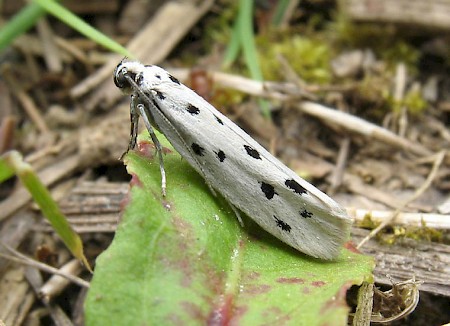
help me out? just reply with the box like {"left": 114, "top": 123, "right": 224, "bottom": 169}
{"left": 146, "top": 77, "right": 351, "bottom": 259}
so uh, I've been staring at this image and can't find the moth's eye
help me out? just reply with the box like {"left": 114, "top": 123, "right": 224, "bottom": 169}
{"left": 114, "top": 67, "right": 129, "bottom": 89}
{"left": 136, "top": 73, "right": 144, "bottom": 85}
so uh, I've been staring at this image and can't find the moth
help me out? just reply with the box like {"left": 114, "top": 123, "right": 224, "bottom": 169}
{"left": 114, "top": 60, "right": 352, "bottom": 259}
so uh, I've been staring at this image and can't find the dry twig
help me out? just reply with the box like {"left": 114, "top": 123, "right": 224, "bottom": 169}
{"left": 357, "top": 150, "right": 446, "bottom": 249}
{"left": 0, "top": 242, "right": 89, "bottom": 288}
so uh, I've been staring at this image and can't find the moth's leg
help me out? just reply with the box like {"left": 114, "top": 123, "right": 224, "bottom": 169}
{"left": 120, "top": 95, "right": 140, "bottom": 160}
{"left": 136, "top": 93, "right": 215, "bottom": 199}
{"left": 136, "top": 103, "right": 167, "bottom": 196}
{"left": 229, "top": 203, "right": 244, "bottom": 227}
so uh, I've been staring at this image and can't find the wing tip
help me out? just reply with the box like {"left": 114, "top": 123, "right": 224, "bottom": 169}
{"left": 299, "top": 215, "right": 353, "bottom": 260}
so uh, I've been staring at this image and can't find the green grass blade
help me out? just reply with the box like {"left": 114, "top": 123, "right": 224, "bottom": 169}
{"left": 1, "top": 151, "right": 91, "bottom": 271}
{"left": 222, "top": 15, "right": 242, "bottom": 68}
{"left": 32, "top": 0, "right": 132, "bottom": 57}
{"left": 222, "top": 1, "right": 271, "bottom": 117}
{"left": 271, "top": 0, "right": 291, "bottom": 26}
{"left": 238, "top": 0, "right": 262, "bottom": 81}
{"left": 0, "top": 4, "right": 46, "bottom": 51}
{"left": 238, "top": 0, "right": 270, "bottom": 118}
{"left": 0, "top": 156, "right": 16, "bottom": 182}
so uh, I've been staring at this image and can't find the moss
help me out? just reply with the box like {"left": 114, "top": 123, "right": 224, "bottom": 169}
{"left": 385, "top": 88, "right": 427, "bottom": 115}
{"left": 402, "top": 88, "right": 427, "bottom": 114}
{"left": 378, "top": 223, "right": 443, "bottom": 245}
{"left": 403, "top": 222, "right": 443, "bottom": 242}
{"left": 258, "top": 35, "right": 332, "bottom": 83}
{"left": 382, "top": 42, "right": 420, "bottom": 73}
{"left": 357, "top": 213, "right": 380, "bottom": 229}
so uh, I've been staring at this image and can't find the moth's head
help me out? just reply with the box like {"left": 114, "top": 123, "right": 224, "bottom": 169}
{"left": 113, "top": 60, "right": 144, "bottom": 94}
{"left": 114, "top": 60, "right": 181, "bottom": 94}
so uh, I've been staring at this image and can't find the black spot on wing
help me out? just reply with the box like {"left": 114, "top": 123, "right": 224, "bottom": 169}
{"left": 274, "top": 216, "right": 291, "bottom": 232}
{"left": 285, "top": 179, "right": 307, "bottom": 195}
{"left": 155, "top": 74, "right": 161, "bottom": 79}
{"left": 168, "top": 74, "right": 180, "bottom": 85}
{"left": 215, "top": 150, "right": 226, "bottom": 162}
{"left": 244, "top": 145, "right": 261, "bottom": 160}
{"left": 261, "top": 182, "right": 277, "bottom": 200}
{"left": 191, "top": 143, "right": 205, "bottom": 156}
{"left": 186, "top": 104, "right": 200, "bottom": 115}
{"left": 156, "top": 91, "right": 165, "bottom": 100}
{"left": 300, "top": 209, "right": 313, "bottom": 218}
{"left": 214, "top": 115, "right": 224, "bottom": 125}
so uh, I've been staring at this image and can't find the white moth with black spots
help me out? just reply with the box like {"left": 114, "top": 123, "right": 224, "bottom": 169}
{"left": 114, "top": 60, "right": 352, "bottom": 260}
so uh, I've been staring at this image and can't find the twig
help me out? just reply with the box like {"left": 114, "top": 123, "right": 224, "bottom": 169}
{"left": 55, "top": 37, "right": 89, "bottom": 64}
{"left": 36, "top": 18, "right": 62, "bottom": 73}
{"left": 329, "top": 137, "right": 351, "bottom": 194}
{"left": 357, "top": 150, "right": 446, "bottom": 249}
{"left": 276, "top": 54, "right": 318, "bottom": 100}
{"left": 297, "top": 101, "right": 431, "bottom": 157}
{"left": 38, "top": 259, "right": 85, "bottom": 304}
{"left": 341, "top": 0, "right": 450, "bottom": 30}
{"left": 0, "top": 242, "right": 89, "bottom": 288}
{"left": 24, "top": 265, "right": 75, "bottom": 325}
{"left": 345, "top": 175, "right": 406, "bottom": 209}
{"left": 2, "top": 66, "right": 49, "bottom": 134}
{"left": 348, "top": 208, "right": 450, "bottom": 229}
{"left": 0, "top": 116, "right": 17, "bottom": 153}
{"left": 394, "top": 63, "right": 407, "bottom": 137}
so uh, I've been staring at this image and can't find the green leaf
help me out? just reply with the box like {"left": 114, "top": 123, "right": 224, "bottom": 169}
{"left": 85, "top": 133, "right": 374, "bottom": 325}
